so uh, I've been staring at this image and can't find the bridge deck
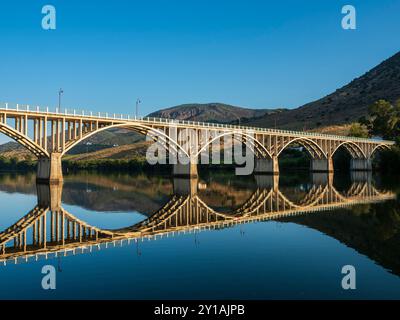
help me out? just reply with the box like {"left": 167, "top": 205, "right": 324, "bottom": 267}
{"left": 0, "top": 104, "right": 394, "bottom": 145}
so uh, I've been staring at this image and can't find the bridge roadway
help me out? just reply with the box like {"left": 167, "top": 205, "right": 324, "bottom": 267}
{"left": 0, "top": 174, "right": 395, "bottom": 264}
{"left": 0, "top": 103, "right": 395, "bottom": 182}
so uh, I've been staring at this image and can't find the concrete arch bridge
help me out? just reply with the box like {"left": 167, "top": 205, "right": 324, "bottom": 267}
{"left": 0, "top": 104, "right": 394, "bottom": 182}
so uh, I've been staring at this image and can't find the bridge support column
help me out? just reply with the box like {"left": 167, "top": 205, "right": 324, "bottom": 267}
{"left": 310, "top": 158, "right": 333, "bottom": 172}
{"left": 311, "top": 172, "right": 333, "bottom": 186}
{"left": 254, "top": 156, "right": 279, "bottom": 175}
{"left": 173, "top": 177, "right": 198, "bottom": 195}
{"left": 173, "top": 163, "right": 198, "bottom": 178}
{"left": 350, "top": 171, "right": 372, "bottom": 183}
{"left": 36, "top": 182, "right": 63, "bottom": 211}
{"left": 350, "top": 158, "right": 372, "bottom": 171}
{"left": 255, "top": 174, "right": 279, "bottom": 190}
{"left": 37, "top": 153, "right": 63, "bottom": 184}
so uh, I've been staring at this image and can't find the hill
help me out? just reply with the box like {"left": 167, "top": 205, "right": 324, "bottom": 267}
{"left": 247, "top": 51, "right": 400, "bottom": 130}
{"left": 65, "top": 128, "right": 143, "bottom": 155}
{"left": 147, "top": 103, "right": 280, "bottom": 123}
{"left": 0, "top": 142, "right": 32, "bottom": 160}
{"left": 63, "top": 141, "right": 151, "bottom": 161}
{"left": 0, "top": 128, "right": 145, "bottom": 160}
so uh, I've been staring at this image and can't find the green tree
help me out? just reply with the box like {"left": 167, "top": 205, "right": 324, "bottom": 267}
{"left": 360, "top": 99, "right": 400, "bottom": 139}
{"left": 348, "top": 122, "right": 369, "bottom": 138}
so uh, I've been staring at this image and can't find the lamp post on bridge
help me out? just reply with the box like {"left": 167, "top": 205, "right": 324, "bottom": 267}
{"left": 233, "top": 115, "right": 241, "bottom": 126}
{"left": 136, "top": 98, "right": 141, "bottom": 118}
{"left": 58, "top": 88, "right": 64, "bottom": 111}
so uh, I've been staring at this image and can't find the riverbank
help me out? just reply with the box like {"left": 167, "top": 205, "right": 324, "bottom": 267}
{"left": 1, "top": 150, "right": 392, "bottom": 174}
{"left": 0, "top": 155, "right": 311, "bottom": 173}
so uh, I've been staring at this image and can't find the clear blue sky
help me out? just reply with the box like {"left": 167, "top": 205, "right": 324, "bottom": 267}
{"left": 0, "top": 0, "right": 399, "bottom": 116}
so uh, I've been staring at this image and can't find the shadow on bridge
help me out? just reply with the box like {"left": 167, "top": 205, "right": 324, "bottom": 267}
{"left": 0, "top": 172, "right": 395, "bottom": 266}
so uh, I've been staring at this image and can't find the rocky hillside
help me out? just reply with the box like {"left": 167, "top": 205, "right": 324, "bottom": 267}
{"left": 0, "top": 128, "right": 145, "bottom": 160}
{"left": 0, "top": 142, "right": 32, "bottom": 160}
{"left": 147, "top": 103, "right": 280, "bottom": 123}
{"left": 247, "top": 51, "right": 400, "bottom": 130}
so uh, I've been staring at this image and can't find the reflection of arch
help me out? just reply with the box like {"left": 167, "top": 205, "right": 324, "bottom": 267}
{"left": 62, "top": 209, "right": 114, "bottom": 237}
{"left": 112, "top": 181, "right": 391, "bottom": 230}
{"left": 291, "top": 185, "right": 331, "bottom": 206}
{"left": 0, "top": 206, "right": 47, "bottom": 247}
{"left": 0, "top": 205, "right": 114, "bottom": 256}
{"left": 232, "top": 189, "right": 273, "bottom": 215}
{"left": 344, "top": 182, "right": 368, "bottom": 198}
{"left": 277, "top": 137, "right": 326, "bottom": 159}
{"left": 195, "top": 131, "right": 272, "bottom": 159}
{"left": 0, "top": 123, "right": 49, "bottom": 158}
{"left": 114, "top": 196, "right": 231, "bottom": 233}
{"left": 274, "top": 185, "right": 332, "bottom": 209}
{"left": 128, "top": 195, "right": 189, "bottom": 232}
{"left": 332, "top": 142, "right": 366, "bottom": 159}
{"left": 61, "top": 123, "right": 190, "bottom": 158}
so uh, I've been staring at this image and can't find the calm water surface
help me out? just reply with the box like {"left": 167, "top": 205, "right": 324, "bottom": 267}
{"left": 0, "top": 170, "right": 399, "bottom": 299}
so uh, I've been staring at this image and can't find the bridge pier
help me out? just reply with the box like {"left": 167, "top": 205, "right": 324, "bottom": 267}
{"left": 173, "top": 163, "right": 198, "bottom": 178}
{"left": 311, "top": 172, "right": 333, "bottom": 186}
{"left": 36, "top": 182, "right": 63, "bottom": 211}
{"left": 36, "top": 153, "right": 63, "bottom": 184}
{"left": 350, "top": 171, "right": 372, "bottom": 183}
{"left": 254, "top": 174, "right": 279, "bottom": 190}
{"left": 310, "top": 158, "right": 333, "bottom": 172}
{"left": 350, "top": 158, "right": 372, "bottom": 171}
{"left": 254, "top": 156, "right": 279, "bottom": 175}
{"left": 173, "top": 177, "right": 198, "bottom": 195}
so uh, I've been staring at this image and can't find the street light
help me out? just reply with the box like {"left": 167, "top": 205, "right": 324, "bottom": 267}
{"left": 236, "top": 116, "right": 241, "bottom": 126}
{"left": 58, "top": 88, "right": 64, "bottom": 110}
{"left": 136, "top": 98, "right": 141, "bottom": 118}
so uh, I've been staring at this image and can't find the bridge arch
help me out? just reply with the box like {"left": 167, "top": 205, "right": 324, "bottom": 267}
{"left": 277, "top": 137, "right": 327, "bottom": 159}
{"left": 0, "top": 122, "right": 49, "bottom": 158}
{"left": 370, "top": 143, "right": 392, "bottom": 159}
{"left": 61, "top": 123, "right": 190, "bottom": 159}
{"left": 194, "top": 131, "right": 273, "bottom": 160}
{"left": 332, "top": 141, "right": 366, "bottom": 159}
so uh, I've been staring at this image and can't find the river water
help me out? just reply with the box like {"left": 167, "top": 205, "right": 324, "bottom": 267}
{"left": 0, "top": 170, "right": 399, "bottom": 299}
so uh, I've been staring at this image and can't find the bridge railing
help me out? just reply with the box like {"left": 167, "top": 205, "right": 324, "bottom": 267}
{"left": 0, "top": 102, "right": 394, "bottom": 145}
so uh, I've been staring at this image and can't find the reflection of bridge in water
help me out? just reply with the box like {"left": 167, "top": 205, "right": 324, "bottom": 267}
{"left": 0, "top": 173, "right": 395, "bottom": 264}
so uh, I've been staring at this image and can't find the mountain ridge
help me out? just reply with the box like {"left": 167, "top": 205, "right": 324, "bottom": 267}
{"left": 147, "top": 102, "right": 281, "bottom": 123}
{"left": 246, "top": 51, "right": 400, "bottom": 130}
